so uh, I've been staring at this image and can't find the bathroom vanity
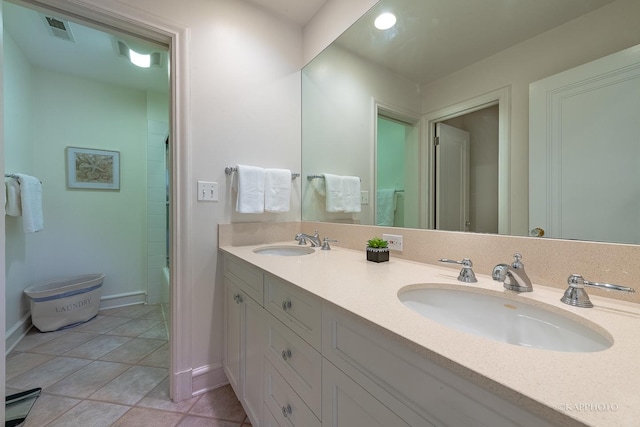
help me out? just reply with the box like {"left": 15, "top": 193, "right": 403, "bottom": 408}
{"left": 220, "top": 242, "right": 640, "bottom": 427}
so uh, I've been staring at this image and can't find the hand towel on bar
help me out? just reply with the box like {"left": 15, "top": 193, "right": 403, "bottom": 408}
{"left": 323, "top": 173, "right": 344, "bottom": 212}
{"left": 233, "top": 165, "right": 265, "bottom": 213}
{"left": 264, "top": 168, "right": 291, "bottom": 212}
{"left": 342, "top": 176, "right": 361, "bottom": 213}
{"left": 376, "top": 188, "right": 396, "bottom": 226}
{"left": 15, "top": 174, "right": 43, "bottom": 233}
{"left": 5, "top": 177, "right": 22, "bottom": 216}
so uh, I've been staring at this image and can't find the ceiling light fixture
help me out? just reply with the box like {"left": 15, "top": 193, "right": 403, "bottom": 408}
{"left": 374, "top": 12, "right": 397, "bottom": 30}
{"left": 116, "top": 40, "right": 162, "bottom": 68}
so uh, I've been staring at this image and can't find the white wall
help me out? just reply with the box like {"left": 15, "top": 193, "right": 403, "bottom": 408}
{"left": 30, "top": 67, "right": 149, "bottom": 299}
{"left": 3, "top": 31, "right": 35, "bottom": 346}
{"left": 420, "top": 0, "right": 640, "bottom": 236}
{"left": 302, "top": 45, "right": 421, "bottom": 225}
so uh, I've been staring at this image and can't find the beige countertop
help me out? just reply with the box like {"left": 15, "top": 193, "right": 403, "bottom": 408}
{"left": 220, "top": 243, "right": 640, "bottom": 427}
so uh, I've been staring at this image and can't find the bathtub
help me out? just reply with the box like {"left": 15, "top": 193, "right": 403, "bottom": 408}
{"left": 24, "top": 273, "right": 105, "bottom": 332}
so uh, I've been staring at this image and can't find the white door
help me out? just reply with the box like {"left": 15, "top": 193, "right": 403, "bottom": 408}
{"left": 435, "top": 123, "right": 470, "bottom": 231}
{"left": 530, "top": 44, "right": 640, "bottom": 243}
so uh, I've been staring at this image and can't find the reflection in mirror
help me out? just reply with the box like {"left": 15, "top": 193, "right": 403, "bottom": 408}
{"left": 301, "top": 0, "right": 640, "bottom": 244}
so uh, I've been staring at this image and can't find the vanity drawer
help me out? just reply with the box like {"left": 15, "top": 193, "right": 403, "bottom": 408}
{"left": 264, "top": 312, "right": 322, "bottom": 418}
{"left": 264, "top": 274, "right": 321, "bottom": 350}
{"left": 224, "top": 254, "right": 263, "bottom": 304}
{"left": 264, "top": 359, "right": 321, "bottom": 427}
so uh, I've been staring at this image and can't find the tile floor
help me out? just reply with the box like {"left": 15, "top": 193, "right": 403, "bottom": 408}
{"left": 6, "top": 304, "right": 251, "bottom": 426}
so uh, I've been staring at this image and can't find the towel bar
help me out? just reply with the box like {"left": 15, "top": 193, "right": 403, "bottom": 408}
{"left": 307, "top": 175, "right": 361, "bottom": 181}
{"left": 5, "top": 173, "right": 42, "bottom": 183}
{"left": 225, "top": 166, "right": 300, "bottom": 179}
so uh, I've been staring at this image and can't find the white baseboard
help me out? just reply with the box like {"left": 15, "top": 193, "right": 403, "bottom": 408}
{"left": 99, "top": 290, "right": 147, "bottom": 309}
{"left": 5, "top": 312, "right": 32, "bottom": 355}
{"left": 192, "top": 362, "right": 228, "bottom": 397}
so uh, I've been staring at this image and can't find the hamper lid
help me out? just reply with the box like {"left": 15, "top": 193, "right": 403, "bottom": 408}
{"left": 24, "top": 273, "right": 105, "bottom": 299}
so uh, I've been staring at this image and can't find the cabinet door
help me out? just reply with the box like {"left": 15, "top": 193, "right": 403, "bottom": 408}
{"left": 244, "top": 294, "right": 264, "bottom": 425}
{"left": 223, "top": 281, "right": 242, "bottom": 395}
{"left": 322, "top": 359, "right": 411, "bottom": 427}
{"left": 224, "top": 280, "right": 264, "bottom": 426}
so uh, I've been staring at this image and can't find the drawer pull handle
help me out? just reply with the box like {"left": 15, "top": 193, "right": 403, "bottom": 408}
{"left": 282, "top": 349, "right": 292, "bottom": 361}
{"left": 281, "top": 299, "right": 292, "bottom": 311}
{"left": 282, "top": 404, "right": 292, "bottom": 417}
{"left": 233, "top": 294, "right": 243, "bottom": 304}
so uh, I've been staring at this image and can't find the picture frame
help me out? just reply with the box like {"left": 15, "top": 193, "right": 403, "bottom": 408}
{"left": 66, "top": 147, "right": 120, "bottom": 190}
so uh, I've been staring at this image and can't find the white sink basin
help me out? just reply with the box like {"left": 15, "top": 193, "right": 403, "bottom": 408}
{"left": 253, "top": 245, "right": 315, "bottom": 256}
{"left": 398, "top": 286, "right": 612, "bottom": 353}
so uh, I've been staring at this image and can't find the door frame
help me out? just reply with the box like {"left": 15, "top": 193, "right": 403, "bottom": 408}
{"left": 421, "top": 87, "right": 511, "bottom": 233}
{"left": 2, "top": 0, "right": 193, "bottom": 403}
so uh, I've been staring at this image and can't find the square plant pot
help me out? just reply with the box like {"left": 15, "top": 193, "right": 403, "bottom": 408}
{"left": 366, "top": 248, "right": 389, "bottom": 263}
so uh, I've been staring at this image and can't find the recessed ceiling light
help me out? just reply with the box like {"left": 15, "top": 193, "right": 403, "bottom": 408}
{"left": 374, "top": 12, "right": 397, "bottom": 30}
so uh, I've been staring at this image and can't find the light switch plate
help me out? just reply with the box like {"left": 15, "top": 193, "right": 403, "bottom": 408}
{"left": 360, "top": 191, "right": 369, "bottom": 205}
{"left": 197, "top": 181, "right": 218, "bottom": 201}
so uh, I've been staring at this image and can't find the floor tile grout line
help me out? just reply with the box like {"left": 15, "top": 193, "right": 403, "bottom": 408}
{"left": 4, "top": 305, "right": 221, "bottom": 426}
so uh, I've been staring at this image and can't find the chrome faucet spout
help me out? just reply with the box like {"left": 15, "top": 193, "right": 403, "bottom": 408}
{"left": 492, "top": 253, "right": 533, "bottom": 292}
{"left": 295, "top": 230, "right": 321, "bottom": 247}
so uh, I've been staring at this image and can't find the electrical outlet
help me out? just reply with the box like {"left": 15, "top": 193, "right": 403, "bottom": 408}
{"left": 197, "top": 181, "right": 218, "bottom": 201}
{"left": 382, "top": 233, "right": 403, "bottom": 251}
{"left": 360, "top": 191, "right": 369, "bottom": 205}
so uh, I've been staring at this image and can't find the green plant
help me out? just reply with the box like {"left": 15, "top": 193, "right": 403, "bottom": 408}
{"left": 366, "top": 237, "right": 388, "bottom": 249}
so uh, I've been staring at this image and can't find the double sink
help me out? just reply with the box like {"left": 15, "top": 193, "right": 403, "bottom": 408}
{"left": 252, "top": 244, "right": 612, "bottom": 353}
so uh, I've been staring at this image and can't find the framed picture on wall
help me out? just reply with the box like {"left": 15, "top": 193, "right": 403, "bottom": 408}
{"left": 66, "top": 147, "right": 120, "bottom": 190}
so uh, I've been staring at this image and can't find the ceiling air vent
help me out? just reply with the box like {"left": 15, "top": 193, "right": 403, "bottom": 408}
{"left": 42, "top": 15, "right": 76, "bottom": 42}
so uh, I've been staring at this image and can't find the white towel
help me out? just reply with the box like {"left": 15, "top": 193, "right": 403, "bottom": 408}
{"left": 342, "top": 176, "right": 361, "bottom": 213}
{"left": 15, "top": 174, "right": 43, "bottom": 233}
{"left": 376, "top": 188, "right": 396, "bottom": 226}
{"left": 233, "top": 165, "right": 265, "bottom": 213}
{"left": 5, "top": 177, "right": 22, "bottom": 216}
{"left": 264, "top": 168, "right": 291, "bottom": 212}
{"left": 323, "top": 173, "right": 344, "bottom": 212}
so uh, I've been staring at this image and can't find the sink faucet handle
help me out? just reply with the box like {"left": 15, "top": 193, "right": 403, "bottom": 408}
{"left": 438, "top": 258, "right": 477, "bottom": 283}
{"left": 561, "top": 274, "right": 635, "bottom": 308}
{"left": 321, "top": 237, "right": 338, "bottom": 250}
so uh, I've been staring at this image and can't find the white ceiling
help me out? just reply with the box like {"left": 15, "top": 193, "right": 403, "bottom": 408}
{"left": 333, "top": 0, "right": 616, "bottom": 86}
{"left": 244, "top": 0, "right": 327, "bottom": 26}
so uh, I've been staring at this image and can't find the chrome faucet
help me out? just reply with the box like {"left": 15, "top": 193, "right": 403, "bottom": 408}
{"left": 295, "top": 230, "right": 321, "bottom": 247}
{"left": 561, "top": 274, "right": 636, "bottom": 308}
{"left": 492, "top": 253, "right": 533, "bottom": 292}
{"left": 438, "top": 258, "right": 477, "bottom": 283}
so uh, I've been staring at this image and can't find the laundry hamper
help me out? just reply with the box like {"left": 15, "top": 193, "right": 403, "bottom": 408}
{"left": 24, "top": 273, "right": 105, "bottom": 332}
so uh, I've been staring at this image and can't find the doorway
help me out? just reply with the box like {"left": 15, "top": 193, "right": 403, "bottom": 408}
{"left": 3, "top": 0, "right": 175, "bottom": 405}
{"left": 374, "top": 104, "right": 420, "bottom": 229}
{"left": 422, "top": 87, "right": 511, "bottom": 233}
{"left": 436, "top": 105, "right": 499, "bottom": 233}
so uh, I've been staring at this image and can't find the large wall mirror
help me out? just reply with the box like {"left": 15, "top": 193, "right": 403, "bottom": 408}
{"left": 301, "top": 0, "right": 640, "bottom": 244}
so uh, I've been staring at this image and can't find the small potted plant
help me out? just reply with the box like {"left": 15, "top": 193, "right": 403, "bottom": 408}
{"left": 366, "top": 237, "right": 390, "bottom": 263}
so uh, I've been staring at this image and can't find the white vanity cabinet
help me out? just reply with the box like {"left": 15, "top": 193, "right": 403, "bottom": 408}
{"left": 222, "top": 251, "right": 554, "bottom": 427}
{"left": 223, "top": 256, "right": 265, "bottom": 426}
